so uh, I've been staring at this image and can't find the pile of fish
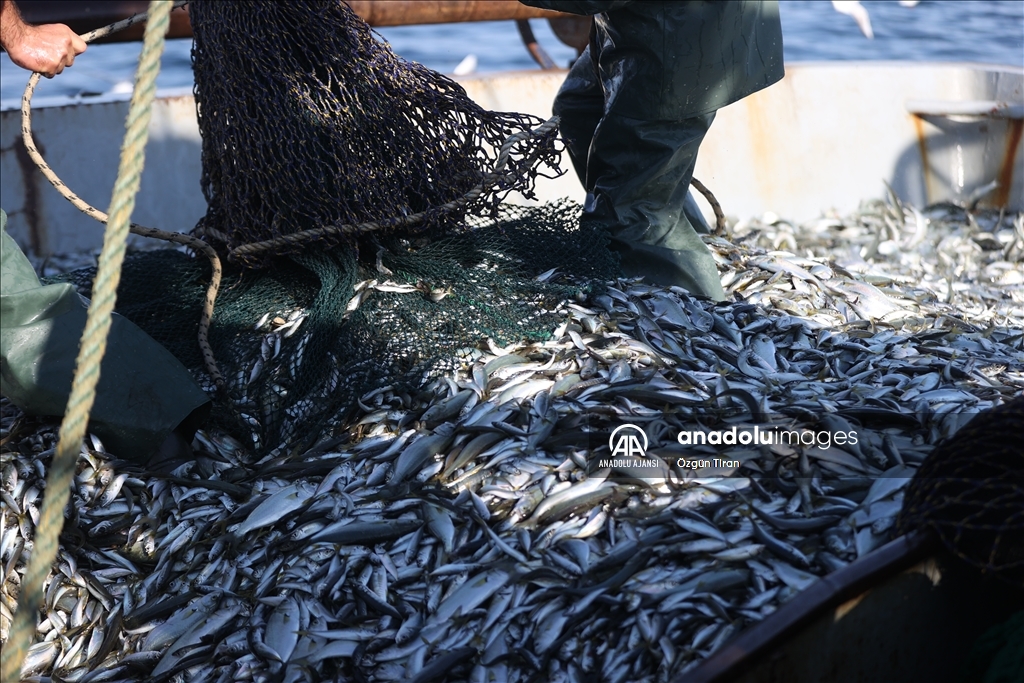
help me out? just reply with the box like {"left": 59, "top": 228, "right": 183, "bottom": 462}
{"left": 1, "top": 198, "right": 1021, "bottom": 683}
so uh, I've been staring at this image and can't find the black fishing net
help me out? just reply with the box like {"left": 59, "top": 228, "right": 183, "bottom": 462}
{"left": 896, "top": 396, "right": 1024, "bottom": 588}
{"left": 47, "top": 0, "right": 624, "bottom": 457}
{"left": 47, "top": 0, "right": 621, "bottom": 457}
{"left": 188, "top": 0, "right": 563, "bottom": 268}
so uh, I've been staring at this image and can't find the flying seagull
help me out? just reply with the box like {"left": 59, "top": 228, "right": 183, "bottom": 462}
{"left": 831, "top": 0, "right": 874, "bottom": 39}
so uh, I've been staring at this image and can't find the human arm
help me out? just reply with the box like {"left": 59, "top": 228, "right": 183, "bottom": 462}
{"left": 0, "top": 0, "right": 86, "bottom": 77}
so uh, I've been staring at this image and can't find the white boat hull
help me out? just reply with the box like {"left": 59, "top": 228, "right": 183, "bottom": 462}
{"left": 1, "top": 62, "right": 1021, "bottom": 256}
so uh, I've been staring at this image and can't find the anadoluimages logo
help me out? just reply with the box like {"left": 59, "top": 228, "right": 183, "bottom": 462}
{"left": 608, "top": 424, "right": 648, "bottom": 458}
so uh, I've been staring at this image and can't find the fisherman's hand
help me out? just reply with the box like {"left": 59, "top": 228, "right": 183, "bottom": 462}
{"left": 4, "top": 22, "right": 86, "bottom": 77}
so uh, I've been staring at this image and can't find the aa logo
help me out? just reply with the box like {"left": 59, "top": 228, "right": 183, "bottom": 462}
{"left": 608, "top": 424, "right": 648, "bottom": 458}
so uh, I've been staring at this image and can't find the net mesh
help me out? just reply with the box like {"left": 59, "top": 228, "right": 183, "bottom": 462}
{"left": 49, "top": 0, "right": 623, "bottom": 457}
{"left": 896, "top": 396, "right": 1024, "bottom": 587}
{"left": 50, "top": 201, "right": 619, "bottom": 457}
{"left": 188, "top": 0, "right": 563, "bottom": 267}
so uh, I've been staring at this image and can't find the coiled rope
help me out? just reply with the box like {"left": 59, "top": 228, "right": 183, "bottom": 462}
{"left": 17, "top": 0, "right": 224, "bottom": 391}
{"left": 1, "top": 2, "right": 173, "bottom": 679}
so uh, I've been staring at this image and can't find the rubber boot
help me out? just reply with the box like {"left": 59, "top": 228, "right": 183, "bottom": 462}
{"left": 553, "top": 56, "right": 725, "bottom": 301}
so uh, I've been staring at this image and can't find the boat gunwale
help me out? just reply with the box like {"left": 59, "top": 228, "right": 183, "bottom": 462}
{"left": 3, "top": 61, "right": 1021, "bottom": 113}
{"left": 675, "top": 529, "right": 938, "bottom": 683}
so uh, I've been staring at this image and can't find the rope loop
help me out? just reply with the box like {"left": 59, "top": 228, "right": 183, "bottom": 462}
{"left": 17, "top": 0, "right": 223, "bottom": 390}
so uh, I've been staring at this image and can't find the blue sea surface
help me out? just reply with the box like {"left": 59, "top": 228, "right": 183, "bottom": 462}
{"left": 1, "top": 0, "right": 1021, "bottom": 104}
{"left": 781, "top": 0, "right": 1024, "bottom": 63}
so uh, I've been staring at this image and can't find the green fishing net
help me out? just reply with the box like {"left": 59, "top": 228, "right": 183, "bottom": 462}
{"left": 958, "top": 610, "right": 1024, "bottom": 683}
{"left": 51, "top": 201, "right": 618, "bottom": 458}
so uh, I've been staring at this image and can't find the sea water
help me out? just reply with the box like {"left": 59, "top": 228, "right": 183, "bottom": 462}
{"left": 1, "top": 0, "right": 1021, "bottom": 106}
